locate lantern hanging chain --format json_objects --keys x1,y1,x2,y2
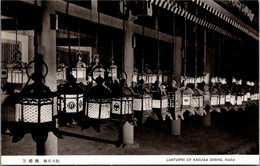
[
  {"x1": 195, "y1": 8, "x2": 198, "y2": 87},
  {"x1": 141, "y1": 0, "x2": 145, "y2": 74},
  {"x1": 184, "y1": 2, "x2": 187, "y2": 78},
  {"x1": 66, "y1": 2, "x2": 72, "y2": 65},
  {"x1": 77, "y1": 20, "x2": 81, "y2": 53},
  {"x1": 203, "y1": 14, "x2": 207, "y2": 75},
  {"x1": 122, "y1": 0, "x2": 125, "y2": 69},
  {"x1": 15, "y1": 15, "x2": 18, "y2": 49},
  {"x1": 172, "y1": 0, "x2": 176, "y2": 80},
  {"x1": 157, "y1": 7, "x2": 160, "y2": 80},
  {"x1": 212, "y1": 18, "x2": 215, "y2": 77},
  {"x1": 96, "y1": 11, "x2": 100, "y2": 55}
]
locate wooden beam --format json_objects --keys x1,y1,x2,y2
[{"x1": 18, "y1": 0, "x2": 174, "y2": 43}]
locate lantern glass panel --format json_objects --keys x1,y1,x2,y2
[
  {"x1": 133, "y1": 94, "x2": 152, "y2": 111},
  {"x1": 182, "y1": 94, "x2": 191, "y2": 106},
  {"x1": 19, "y1": 98, "x2": 53, "y2": 123},
  {"x1": 93, "y1": 70, "x2": 105, "y2": 80},
  {"x1": 86, "y1": 98, "x2": 111, "y2": 119},
  {"x1": 237, "y1": 96, "x2": 243, "y2": 105},
  {"x1": 72, "y1": 68, "x2": 86, "y2": 79},
  {"x1": 111, "y1": 97, "x2": 133, "y2": 115},
  {"x1": 230, "y1": 95, "x2": 236, "y2": 105},
  {"x1": 132, "y1": 73, "x2": 138, "y2": 83},
  {"x1": 225, "y1": 94, "x2": 231, "y2": 102},
  {"x1": 57, "y1": 68, "x2": 66, "y2": 80},
  {"x1": 58, "y1": 94, "x2": 84, "y2": 113},
  {"x1": 246, "y1": 92, "x2": 250, "y2": 99},
  {"x1": 152, "y1": 95, "x2": 168, "y2": 109},
  {"x1": 210, "y1": 95, "x2": 219, "y2": 105},
  {"x1": 243, "y1": 94, "x2": 247, "y2": 101},
  {"x1": 219, "y1": 95, "x2": 225, "y2": 105},
  {"x1": 7, "y1": 69, "x2": 27, "y2": 84},
  {"x1": 192, "y1": 96, "x2": 200, "y2": 107}
]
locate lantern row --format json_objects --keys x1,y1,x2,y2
[
  {"x1": 16, "y1": 74, "x2": 259, "y2": 125},
  {"x1": 149, "y1": 0, "x2": 258, "y2": 41}
]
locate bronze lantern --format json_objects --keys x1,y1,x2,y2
[
  {"x1": 12, "y1": 60, "x2": 62, "y2": 144},
  {"x1": 110, "y1": 72, "x2": 134, "y2": 122}
]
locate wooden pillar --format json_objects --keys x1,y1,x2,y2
[
  {"x1": 124, "y1": 20, "x2": 134, "y2": 87},
  {"x1": 202, "y1": 27, "x2": 213, "y2": 126},
  {"x1": 91, "y1": 0, "x2": 98, "y2": 11},
  {"x1": 171, "y1": 36, "x2": 182, "y2": 135},
  {"x1": 122, "y1": 18, "x2": 135, "y2": 145},
  {"x1": 36, "y1": 1, "x2": 58, "y2": 155}
]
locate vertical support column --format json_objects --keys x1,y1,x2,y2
[
  {"x1": 124, "y1": 21, "x2": 134, "y2": 87},
  {"x1": 91, "y1": 0, "x2": 98, "y2": 11},
  {"x1": 36, "y1": 1, "x2": 58, "y2": 155},
  {"x1": 171, "y1": 36, "x2": 182, "y2": 135},
  {"x1": 202, "y1": 27, "x2": 213, "y2": 126},
  {"x1": 122, "y1": 20, "x2": 135, "y2": 146}
]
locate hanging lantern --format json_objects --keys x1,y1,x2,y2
[
  {"x1": 7, "y1": 50, "x2": 27, "y2": 85},
  {"x1": 151, "y1": 81, "x2": 169, "y2": 121},
  {"x1": 133, "y1": 74, "x2": 153, "y2": 124},
  {"x1": 111, "y1": 72, "x2": 134, "y2": 121},
  {"x1": 236, "y1": 94, "x2": 243, "y2": 107},
  {"x1": 85, "y1": 67, "x2": 111, "y2": 120},
  {"x1": 56, "y1": 52, "x2": 66, "y2": 83},
  {"x1": 12, "y1": 60, "x2": 62, "y2": 143},
  {"x1": 92, "y1": 65, "x2": 105, "y2": 82},
  {"x1": 191, "y1": 88, "x2": 205, "y2": 115},
  {"x1": 107, "y1": 58, "x2": 118, "y2": 82},
  {"x1": 72, "y1": 52, "x2": 87, "y2": 84},
  {"x1": 132, "y1": 71, "x2": 138, "y2": 87},
  {"x1": 167, "y1": 83, "x2": 182, "y2": 120},
  {"x1": 57, "y1": 68, "x2": 66, "y2": 82},
  {"x1": 209, "y1": 83, "x2": 220, "y2": 112},
  {"x1": 230, "y1": 94, "x2": 237, "y2": 105},
  {"x1": 181, "y1": 88, "x2": 193, "y2": 110},
  {"x1": 57, "y1": 74, "x2": 84, "y2": 114}
]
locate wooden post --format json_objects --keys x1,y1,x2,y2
[
  {"x1": 36, "y1": 1, "x2": 58, "y2": 155},
  {"x1": 202, "y1": 27, "x2": 213, "y2": 126},
  {"x1": 122, "y1": 19, "x2": 135, "y2": 146},
  {"x1": 171, "y1": 36, "x2": 182, "y2": 135}
]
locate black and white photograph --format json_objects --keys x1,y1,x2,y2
[{"x1": 1, "y1": 0, "x2": 259, "y2": 165}]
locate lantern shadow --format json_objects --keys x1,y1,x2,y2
[{"x1": 59, "y1": 130, "x2": 119, "y2": 146}]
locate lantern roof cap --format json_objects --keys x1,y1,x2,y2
[
  {"x1": 183, "y1": 87, "x2": 194, "y2": 94},
  {"x1": 193, "y1": 88, "x2": 203, "y2": 96}
]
